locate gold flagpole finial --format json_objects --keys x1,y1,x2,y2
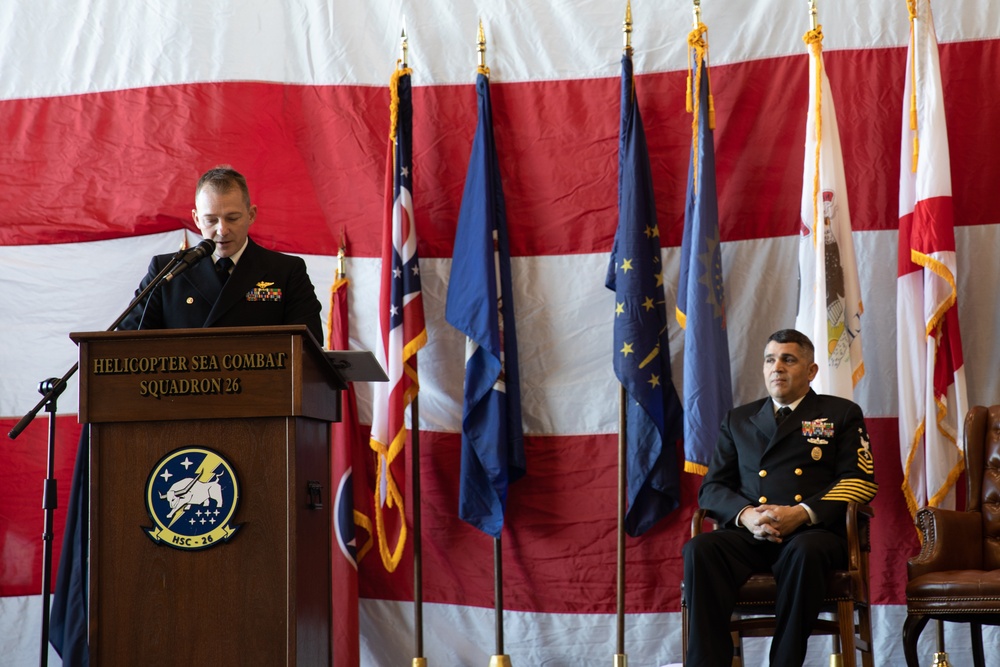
[
  {"x1": 808, "y1": 0, "x2": 818, "y2": 31},
  {"x1": 477, "y1": 19, "x2": 487, "y2": 71},
  {"x1": 400, "y1": 18, "x2": 408, "y2": 68},
  {"x1": 623, "y1": 1, "x2": 633, "y2": 53},
  {"x1": 693, "y1": 0, "x2": 701, "y2": 28}
]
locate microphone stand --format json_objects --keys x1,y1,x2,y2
[{"x1": 7, "y1": 251, "x2": 186, "y2": 667}]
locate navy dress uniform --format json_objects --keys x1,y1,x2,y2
[
  {"x1": 683, "y1": 388, "x2": 878, "y2": 666},
  {"x1": 119, "y1": 237, "x2": 323, "y2": 342}
]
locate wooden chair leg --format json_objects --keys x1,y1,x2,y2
[
  {"x1": 902, "y1": 614, "x2": 929, "y2": 667},
  {"x1": 836, "y1": 600, "x2": 857, "y2": 667},
  {"x1": 858, "y1": 603, "x2": 874, "y2": 667}
]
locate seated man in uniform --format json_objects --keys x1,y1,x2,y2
[{"x1": 682, "y1": 328, "x2": 878, "y2": 667}]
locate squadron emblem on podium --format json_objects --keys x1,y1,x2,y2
[{"x1": 143, "y1": 446, "x2": 241, "y2": 551}]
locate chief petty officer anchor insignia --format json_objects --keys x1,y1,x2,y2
[{"x1": 143, "y1": 446, "x2": 241, "y2": 550}]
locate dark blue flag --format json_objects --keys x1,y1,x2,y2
[
  {"x1": 50, "y1": 426, "x2": 90, "y2": 666},
  {"x1": 605, "y1": 53, "x2": 684, "y2": 537},
  {"x1": 445, "y1": 72, "x2": 525, "y2": 539},
  {"x1": 676, "y1": 53, "x2": 732, "y2": 475}
]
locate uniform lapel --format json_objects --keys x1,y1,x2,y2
[
  {"x1": 204, "y1": 238, "x2": 260, "y2": 327},
  {"x1": 179, "y1": 256, "x2": 223, "y2": 305},
  {"x1": 750, "y1": 399, "x2": 778, "y2": 443}
]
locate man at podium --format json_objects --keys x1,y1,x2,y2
[
  {"x1": 118, "y1": 165, "x2": 324, "y2": 342},
  {"x1": 50, "y1": 166, "x2": 327, "y2": 665}
]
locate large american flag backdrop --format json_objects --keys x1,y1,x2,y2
[{"x1": 2, "y1": 1, "x2": 999, "y2": 664}]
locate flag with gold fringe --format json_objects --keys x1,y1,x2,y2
[
  {"x1": 676, "y1": 22, "x2": 731, "y2": 475},
  {"x1": 328, "y1": 247, "x2": 373, "y2": 667},
  {"x1": 368, "y1": 64, "x2": 427, "y2": 570},
  {"x1": 794, "y1": 22, "x2": 864, "y2": 399},
  {"x1": 897, "y1": 0, "x2": 968, "y2": 517}
]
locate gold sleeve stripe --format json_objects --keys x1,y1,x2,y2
[{"x1": 821, "y1": 479, "x2": 878, "y2": 503}]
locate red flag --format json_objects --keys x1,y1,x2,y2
[
  {"x1": 368, "y1": 66, "x2": 427, "y2": 572},
  {"x1": 329, "y1": 267, "x2": 373, "y2": 666},
  {"x1": 897, "y1": 0, "x2": 968, "y2": 517}
]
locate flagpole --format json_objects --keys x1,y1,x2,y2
[
  {"x1": 476, "y1": 21, "x2": 511, "y2": 667},
  {"x1": 397, "y1": 21, "x2": 428, "y2": 667},
  {"x1": 613, "y1": 7, "x2": 631, "y2": 667},
  {"x1": 412, "y1": 394, "x2": 426, "y2": 666},
  {"x1": 616, "y1": 387, "x2": 628, "y2": 667},
  {"x1": 491, "y1": 536, "x2": 508, "y2": 666}
]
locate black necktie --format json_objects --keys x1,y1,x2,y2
[
  {"x1": 776, "y1": 406, "x2": 792, "y2": 425},
  {"x1": 215, "y1": 257, "x2": 234, "y2": 284}
]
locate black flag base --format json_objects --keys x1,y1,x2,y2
[{"x1": 488, "y1": 655, "x2": 511, "y2": 667}]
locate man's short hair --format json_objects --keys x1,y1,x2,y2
[
  {"x1": 195, "y1": 166, "x2": 251, "y2": 208},
  {"x1": 766, "y1": 329, "x2": 815, "y2": 361}
]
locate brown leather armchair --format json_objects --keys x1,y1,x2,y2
[
  {"x1": 681, "y1": 502, "x2": 874, "y2": 667},
  {"x1": 903, "y1": 404, "x2": 1000, "y2": 667}
]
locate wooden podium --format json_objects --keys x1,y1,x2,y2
[{"x1": 72, "y1": 325, "x2": 345, "y2": 665}]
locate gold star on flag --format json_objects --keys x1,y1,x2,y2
[
  {"x1": 621, "y1": 342, "x2": 634, "y2": 357},
  {"x1": 621, "y1": 258, "x2": 634, "y2": 274},
  {"x1": 642, "y1": 296, "x2": 654, "y2": 311},
  {"x1": 648, "y1": 373, "x2": 660, "y2": 388},
  {"x1": 615, "y1": 301, "x2": 625, "y2": 316}
]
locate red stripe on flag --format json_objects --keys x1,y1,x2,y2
[
  {"x1": 0, "y1": 416, "x2": 83, "y2": 597},
  {"x1": 2, "y1": 41, "x2": 998, "y2": 255}
]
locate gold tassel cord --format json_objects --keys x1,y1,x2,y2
[
  {"x1": 803, "y1": 26, "x2": 824, "y2": 242},
  {"x1": 388, "y1": 64, "x2": 412, "y2": 147},
  {"x1": 687, "y1": 21, "x2": 714, "y2": 195}
]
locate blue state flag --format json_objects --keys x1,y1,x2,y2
[
  {"x1": 605, "y1": 53, "x2": 684, "y2": 537},
  {"x1": 676, "y1": 54, "x2": 732, "y2": 475},
  {"x1": 445, "y1": 71, "x2": 525, "y2": 539}
]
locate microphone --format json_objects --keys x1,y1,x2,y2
[{"x1": 163, "y1": 239, "x2": 216, "y2": 282}]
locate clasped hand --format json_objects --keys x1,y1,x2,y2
[{"x1": 739, "y1": 504, "x2": 809, "y2": 542}]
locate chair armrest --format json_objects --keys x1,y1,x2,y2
[
  {"x1": 907, "y1": 506, "x2": 984, "y2": 578},
  {"x1": 690, "y1": 508, "x2": 717, "y2": 537}
]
